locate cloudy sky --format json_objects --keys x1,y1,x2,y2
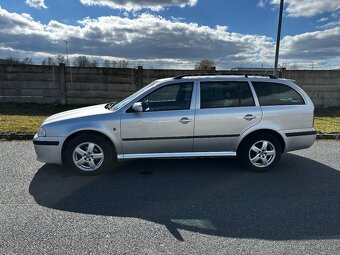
[{"x1": 0, "y1": 0, "x2": 339, "y2": 69}]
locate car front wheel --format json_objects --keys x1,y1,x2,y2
[{"x1": 65, "y1": 134, "x2": 114, "y2": 175}]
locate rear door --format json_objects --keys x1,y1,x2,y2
[{"x1": 193, "y1": 80, "x2": 262, "y2": 152}]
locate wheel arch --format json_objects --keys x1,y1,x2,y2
[
  {"x1": 61, "y1": 130, "x2": 117, "y2": 164},
  {"x1": 237, "y1": 129, "x2": 286, "y2": 154}
]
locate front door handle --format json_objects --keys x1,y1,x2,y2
[
  {"x1": 243, "y1": 114, "x2": 256, "y2": 121},
  {"x1": 179, "y1": 117, "x2": 192, "y2": 124}
]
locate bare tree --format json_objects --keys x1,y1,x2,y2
[
  {"x1": 73, "y1": 56, "x2": 90, "y2": 67},
  {"x1": 117, "y1": 60, "x2": 128, "y2": 68},
  {"x1": 42, "y1": 57, "x2": 56, "y2": 65},
  {"x1": 279, "y1": 62, "x2": 287, "y2": 68},
  {"x1": 195, "y1": 59, "x2": 216, "y2": 71},
  {"x1": 111, "y1": 60, "x2": 117, "y2": 68},
  {"x1": 103, "y1": 59, "x2": 111, "y2": 67},
  {"x1": 91, "y1": 59, "x2": 98, "y2": 67},
  {"x1": 22, "y1": 58, "x2": 33, "y2": 65},
  {"x1": 290, "y1": 64, "x2": 301, "y2": 70},
  {"x1": 56, "y1": 54, "x2": 66, "y2": 65},
  {"x1": 73, "y1": 56, "x2": 98, "y2": 67},
  {"x1": 2, "y1": 57, "x2": 33, "y2": 65},
  {"x1": 3, "y1": 57, "x2": 21, "y2": 65},
  {"x1": 102, "y1": 59, "x2": 127, "y2": 68}
]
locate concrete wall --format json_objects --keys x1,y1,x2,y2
[
  {"x1": 0, "y1": 64, "x2": 339, "y2": 107},
  {"x1": 0, "y1": 64, "x2": 61, "y2": 104},
  {"x1": 284, "y1": 70, "x2": 340, "y2": 107},
  {"x1": 65, "y1": 66, "x2": 138, "y2": 105}
]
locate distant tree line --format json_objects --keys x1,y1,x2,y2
[
  {"x1": 1, "y1": 57, "x2": 33, "y2": 65},
  {"x1": 102, "y1": 59, "x2": 129, "y2": 68},
  {"x1": 1, "y1": 57, "x2": 213, "y2": 69},
  {"x1": 0, "y1": 55, "x2": 129, "y2": 68},
  {"x1": 44, "y1": 55, "x2": 129, "y2": 68},
  {"x1": 0, "y1": 57, "x2": 304, "y2": 70},
  {"x1": 42, "y1": 54, "x2": 66, "y2": 65}
]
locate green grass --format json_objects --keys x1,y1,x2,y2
[
  {"x1": 0, "y1": 104, "x2": 80, "y2": 133},
  {"x1": 0, "y1": 103, "x2": 339, "y2": 134},
  {"x1": 314, "y1": 108, "x2": 340, "y2": 134}
]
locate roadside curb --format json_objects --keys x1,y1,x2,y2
[
  {"x1": 317, "y1": 133, "x2": 340, "y2": 140},
  {"x1": 0, "y1": 133, "x2": 34, "y2": 141},
  {"x1": 1, "y1": 132, "x2": 340, "y2": 141}
]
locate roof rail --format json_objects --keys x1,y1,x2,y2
[
  {"x1": 174, "y1": 73, "x2": 215, "y2": 79},
  {"x1": 173, "y1": 73, "x2": 277, "y2": 79}
]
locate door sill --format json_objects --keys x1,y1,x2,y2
[{"x1": 117, "y1": 151, "x2": 236, "y2": 160}]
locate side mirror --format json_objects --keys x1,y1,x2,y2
[{"x1": 132, "y1": 102, "x2": 143, "y2": 112}]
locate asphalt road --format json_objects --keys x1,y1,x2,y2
[{"x1": 1, "y1": 140, "x2": 340, "y2": 255}]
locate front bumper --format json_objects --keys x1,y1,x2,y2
[{"x1": 33, "y1": 134, "x2": 65, "y2": 164}]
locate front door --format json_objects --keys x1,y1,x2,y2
[
  {"x1": 193, "y1": 80, "x2": 262, "y2": 152},
  {"x1": 121, "y1": 82, "x2": 195, "y2": 156}
]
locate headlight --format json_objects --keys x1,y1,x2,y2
[{"x1": 38, "y1": 127, "x2": 46, "y2": 137}]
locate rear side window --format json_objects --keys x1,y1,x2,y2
[
  {"x1": 252, "y1": 82, "x2": 305, "y2": 106},
  {"x1": 200, "y1": 81, "x2": 255, "y2": 109}
]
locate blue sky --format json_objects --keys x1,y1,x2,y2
[
  {"x1": 2, "y1": 0, "x2": 332, "y2": 37},
  {"x1": 0, "y1": 0, "x2": 339, "y2": 69}
]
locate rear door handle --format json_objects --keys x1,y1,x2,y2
[
  {"x1": 243, "y1": 114, "x2": 256, "y2": 121},
  {"x1": 179, "y1": 117, "x2": 192, "y2": 124}
]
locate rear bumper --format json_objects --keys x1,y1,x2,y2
[
  {"x1": 283, "y1": 128, "x2": 317, "y2": 152},
  {"x1": 33, "y1": 134, "x2": 65, "y2": 164}
]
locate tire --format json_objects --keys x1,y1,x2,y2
[
  {"x1": 238, "y1": 134, "x2": 281, "y2": 172},
  {"x1": 64, "y1": 134, "x2": 114, "y2": 176}
]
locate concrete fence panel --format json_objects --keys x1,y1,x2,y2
[{"x1": 0, "y1": 64, "x2": 339, "y2": 107}]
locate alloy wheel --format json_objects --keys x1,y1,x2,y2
[
  {"x1": 72, "y1": 142, "x2": 104, "y2": 171},
  {"x1": 248, "y1": 140, "x2": 276, "y2": 168}
]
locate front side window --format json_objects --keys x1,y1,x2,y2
[
  {"x1": 252, "y1": 82, "x2": 305, "y2": 106},
  {"x1": 139, "y1": 82, "x2": 193, "y2": 112},
  {"x1": 200, "y1": 81, "x2": 255, "y2": 109},
  {"x1": 111, "y1": 80, "x2": 160, "y2": 111}
]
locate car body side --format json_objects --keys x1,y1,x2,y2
[{"x1": 33, "y1": 77, "x2": 316, "y2": 165}]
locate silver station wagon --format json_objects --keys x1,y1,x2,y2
[{"x1": 33, "y1": 74, "x2": 317, "y2": 175}]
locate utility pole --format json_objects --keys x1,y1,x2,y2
[
  {"x1": 64, "y1": 40, "x2": 69, "y2": 66},
  {"x1": 274, "y1": 0, "x2": 284, "y2": 77}
]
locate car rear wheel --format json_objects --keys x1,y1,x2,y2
[
  {"x1": 238, "y1": 134, "x2": 281, "y2": 172},
  {"x1": 65, "y1": 134, "x2": 114, "y2": 175}
]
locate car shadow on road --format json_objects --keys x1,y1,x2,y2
[{"x1": 29, "y1": 154, "x2": 340, "y2": 241}]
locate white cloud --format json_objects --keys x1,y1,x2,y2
[
  {"x1": 0, "y1": 6, "x2": 339, "y2": 69},
  {"x1": 317, "y1": 19, "x2": 340, "y2": 30},
  {"x1": 0, "y1": 7, "x2": 276, "y2": 68},
  {"x1": 79, "y1": 0, "x2": 197, "y2": 11},
  {"x1": 260, "y1": 0, "x2": 340, "y2": 17},
  {"x1": 317, "y1": 17, "x2": 329, "y2": 23},
  {"x1": 25, "y1": 0, "x2": 47, "y2": 9},
  {"x1": 257, "y1": 0, "x2": 266, "y2": 8},
  {"x1": 281, "y1": 27, "x2": 340, "y2": 64}
]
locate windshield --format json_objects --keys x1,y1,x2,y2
[{"x1": 110, "y1": 80, "x2": 160, "y2": 111}]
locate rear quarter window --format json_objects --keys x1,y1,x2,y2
[{"x1": 252, "y1": 82, "x2": 305, "y2": 106}]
